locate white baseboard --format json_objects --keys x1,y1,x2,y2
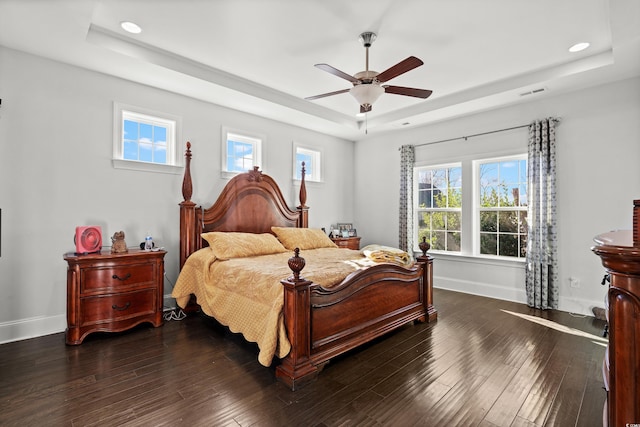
[
  {"x1": 435, "y1": 275, "x2": 528, "y2": 305},
  {"x1": 0, "y1": 314, "x2": 66, "y2": 345},
  {"x1": 163, "y1": 294, "x2": 176, "y2": 310},
  {"x1": 434, "y1": 275, "x2": 601, "y2": 316},
  {"x1": 0, "y1": 282, "x2": 602, "y2": 346},
  {"x1": 0, "y1": 294, "x2": 177, "y2": 345}
]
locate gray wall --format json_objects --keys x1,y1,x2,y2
[{"x1": 0, "y1": 47, "x2": 355, "y2": 342}]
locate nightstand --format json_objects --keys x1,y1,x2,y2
[
  {"x1": 331, "y1": 236, "x2": 361, "y2": 250},
  {"x1": 64, "y1": 249, "x2": 166, "y2": 345}
]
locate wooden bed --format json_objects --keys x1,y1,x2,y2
[{"x1": 177, "y1": 142, "x2": 437, "y2": 389}]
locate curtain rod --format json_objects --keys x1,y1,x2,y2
[
  {"x1": 413, "y1": 123, "x2": 530, "y2": 148},
  {"x1": 409, "y1": 117, "x2": 561, "y2": 149}
]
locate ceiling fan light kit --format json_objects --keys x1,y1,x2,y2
[
  {"x1": 350, "y1": 83, "x2": 384, "y2": 108},
  {"x1": 306, "y1": 32, "x2": 432, "y2": 113}
]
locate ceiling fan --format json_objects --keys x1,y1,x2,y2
[{"x1": 306, "y1": 32, "x2": 433, "y2": 113}]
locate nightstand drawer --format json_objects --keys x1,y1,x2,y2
[
  {"x1": 331, "y1": 237, "x2": 361, "y2": 250},
  {"x1": 80, "y1": 289, "x2": 157, "y2": 326},
  {"x1": 81, "y1": 263, "x2": 155, "y2": 292}
]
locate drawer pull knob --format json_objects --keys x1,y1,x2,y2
[
  {"x1": 112, "y1": 302, "x2": 131, "y2": 311},
  {"x1": 112, "y1": 273, "x2": 132, "y2": 281}
]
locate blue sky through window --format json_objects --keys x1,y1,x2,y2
[
  {"x1": 227, "y1": 140, "x2": 253, "y2": 172},
  {"x1": 123, "y1": 119, "x2": 168, "y2": 164},
  {"x1": 296, "y1": 152, "x2": 312, "y2": 179}
]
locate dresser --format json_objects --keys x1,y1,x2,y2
[
  {"x1": 592, "y1": 200, "x2": 640, "y2": 426},
  {"x1": 331, "y1": 236, "x2": 361, "y2": 250},
  {"x1": 64, "y1": 249, "x2": 166, "y2": 344}
]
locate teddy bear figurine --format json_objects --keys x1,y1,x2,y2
[{"x1": 111, "y1": 231, "x2": 128, "y2": 254}]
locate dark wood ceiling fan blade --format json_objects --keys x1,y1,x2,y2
[
  {"x1": 376, "y1": 56, "x2": 424, "y2": 83},
  {"x1": 314, "y1": 64, "x2": 360, "y2": 83},
  {"x1": 305, "y1": 88, "x2": 350, "y2": 101},
  {"x1": 383, "y1": 85, "x2": 433, "y2": 99}
]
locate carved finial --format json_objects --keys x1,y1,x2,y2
[
  {"x1": 248, "y1": 166, "x2": 263, "y2": 182},
  {"x1": 298, "y1": 161, "x2": 307, "y2": 208},
  {"x1": 182, "y1": 142, "x2": 193, "y2": 202},
  {"x1": 287, "y1": 248, "x2": 306, "y2": 280},
  {"x1": 419, "y1": 236, "x2": 430, "y2": 256}
]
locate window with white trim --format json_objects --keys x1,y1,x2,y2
[
  {"x1": 294, "y1": 145, "x2": 322, "y2": 182},
  {"x1": 477, "y1": 156, "x2": 528, "y2": 258},
  {"x1": 113, "y1": 103, "x2": 182, "y2": 174},
  {"x1": 222, "y1": 129, "x2": 263, "y2": 175},
  {"x1": 415, "y1": 164, "x2": 462, "y2": 252},
  {"x1": 413, "y1": 154, "x2": 528, "y2": 259}
]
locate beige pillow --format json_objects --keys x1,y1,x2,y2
[
  {"x1": 201, "y1": 232, "x2": 287, "y2": 259},
  {"x1": 271, "y1": 227, "x2": 337, "y2": 250}
]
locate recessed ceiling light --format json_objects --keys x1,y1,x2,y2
[
  {"x1": 568, "y1": 42, "x2": 590, "y2": 53},
  {"x1": 120, "y1": 21, "x2": 142, "y2": 34}
]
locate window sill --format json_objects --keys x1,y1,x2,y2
[
  {"x1": 112, "y1": 159, "x2": 183, "y2": 175},
  {"x1": 293, "y1": 178, "x2": 323, "y2": 186},
  {"x1": 416, "y1": 250, "x2": 526, "y2": 268}
]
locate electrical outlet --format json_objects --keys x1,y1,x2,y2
[{"x1": 569, "y1": 277, "x2": 580, "y2": 288}]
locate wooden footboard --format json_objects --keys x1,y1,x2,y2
[{"x1": 276, "y1": 251, "x2": 436, "y2": 390}]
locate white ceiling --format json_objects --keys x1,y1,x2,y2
[{"x1": 1, "y1": 0, "x2": 639, "y2": 141}]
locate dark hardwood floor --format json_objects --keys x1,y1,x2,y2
[{"x1": 0, "y1": 289, "x2": 607, "y2": 426}]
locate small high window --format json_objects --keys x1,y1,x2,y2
[
  {"x1": 113, "y1": 103, "x2": 182, "y2": 174},
  {"x1": 294, "y1": 145, "x2": 322, "y2": 182},
  {"x1": 222, "y1": 129, "x2": 263, "y2": 176}
]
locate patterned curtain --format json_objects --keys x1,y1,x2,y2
[
  {"x1": 399, "y1": 145, "x2": 415, "y2": 253},
  {"x1": 525, "y1": 118, "x2": 558, "y2": 309}
]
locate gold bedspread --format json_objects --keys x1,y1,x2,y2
[{"x1": 171, "y1": 247, "x2": 377, "y2": 366}]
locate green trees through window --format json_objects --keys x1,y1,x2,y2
[
  {"x1": 415, "y1": 155, "x2": 527, "y2": 259},
  {"x1": 479, "y1": 159, "x2": 528, "y2": 258},
  {"x1": 417, "y1": 166, "x2": 462, "y2": 252}
]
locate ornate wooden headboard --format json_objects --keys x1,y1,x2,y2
[{"x1": 179, "y1": 142, "x2": 308, "y2": 268}]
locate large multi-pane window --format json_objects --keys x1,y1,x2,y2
[
  {"x1": 413, "y1": 155, "x2": 528, "y2": 260},
  {"x1": 477, "y1": 156, "x2": 528, "y2": 258},
  {"x1": 415, "y1": 164, "x2": 462, "y2": 252},
  {"x1": 223, "y1": 131, "x2": 262, "y2": 174}
]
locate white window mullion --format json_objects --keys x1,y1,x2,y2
[{"x1": 461, "y1": 159, "x2": 474, "y2": 255}]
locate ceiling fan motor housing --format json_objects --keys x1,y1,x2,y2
[{"x1": 359, "y1": 32, "x2": 377, "y2": 48}]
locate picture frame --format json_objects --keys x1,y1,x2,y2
[
  {"x1": 337, "y1": 223, "x2": 353, "y2": 231},
  {"x1": 348, "y1": 229, "x2": 357, "y2": 237}
]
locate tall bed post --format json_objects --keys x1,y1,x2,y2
[
  {"x1": 297, "y1": 162, "x2": 309, "y2": 228},
  {"x1": 417, "y1": 238, "x2": 438, "y2": 322},
  {"x1": 179, "y1": 142, "x2": 197, "y2": 269},
  {"x1": 276, "y1": 249, "x2": 318, "y2": 389}
]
